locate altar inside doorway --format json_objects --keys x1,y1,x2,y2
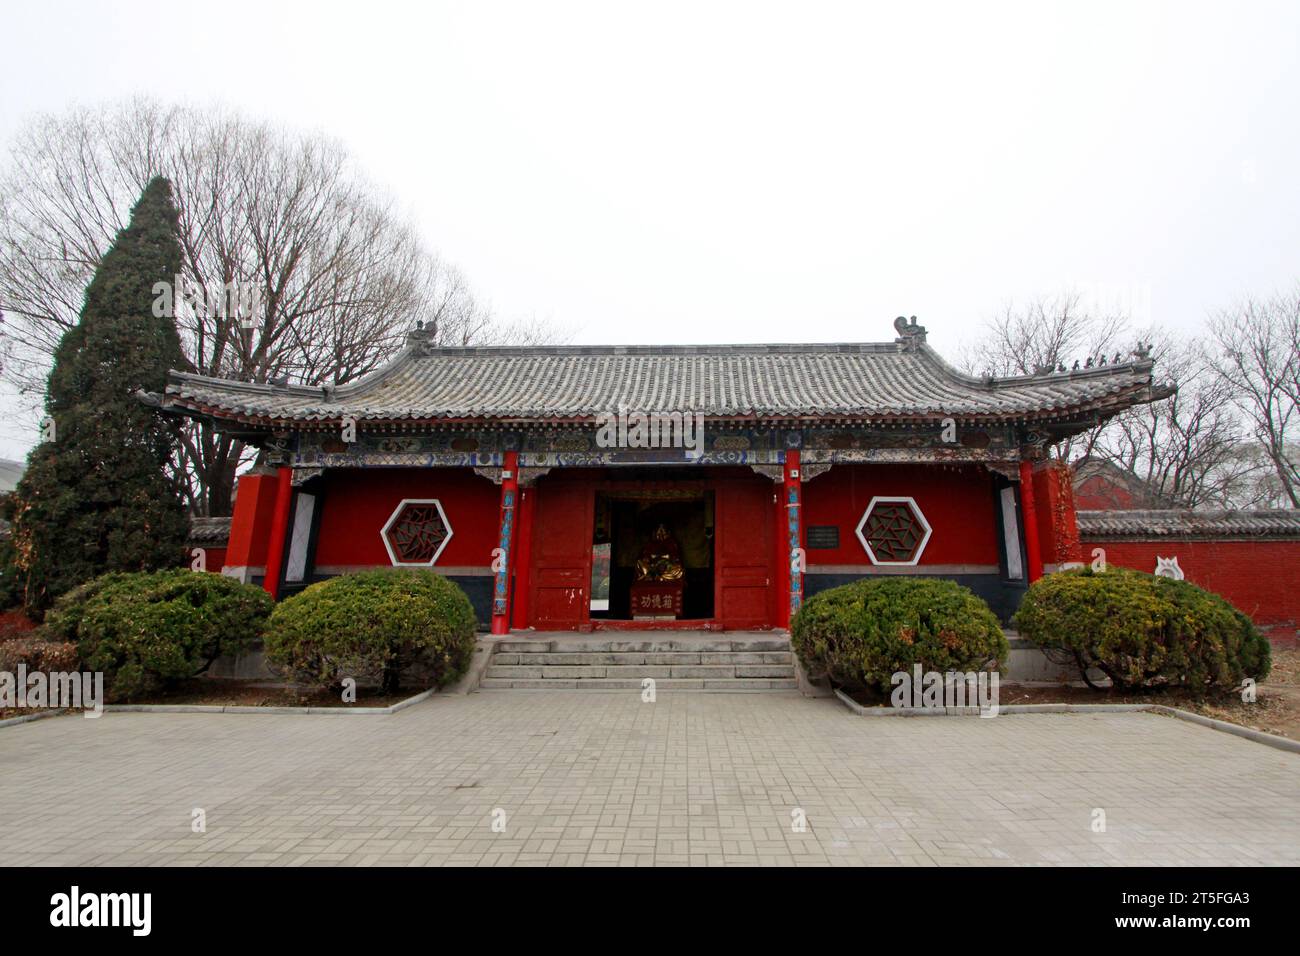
[{"x1": 590, "y1": 489, "x2": 715, "y2": 622}]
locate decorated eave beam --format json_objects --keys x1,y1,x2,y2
[
  {"x1": 157, "y1": 405, "x2": 1162, "y2": 429},
  {"x1": 139, "y1": 405, "x2": 1152, "y2": 475},
  {"x1": 143, "y1": 402, "x2": 1157, "y2": 440}
]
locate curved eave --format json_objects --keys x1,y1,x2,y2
[{"x1": 157, "y1": 383, "x2": 1161, "y2": 434}]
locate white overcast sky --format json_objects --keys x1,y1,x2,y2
[{"x1": 1, "y1": 0, "x2": 1298, "y2": 458}]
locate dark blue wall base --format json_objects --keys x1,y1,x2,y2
[
  {"x1": 804, "y1": 572, "x2": 1027, "y2": 624},
  {"x1": 446, "y1": 576, "x2": 494, "y2": 630}
]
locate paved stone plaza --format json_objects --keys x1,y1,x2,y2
[{"x1": 2, "y1": 691, "x2": 1297, "y2": 866}]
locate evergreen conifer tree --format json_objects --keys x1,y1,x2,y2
[{"x1": 10, "y1": 176, "x2": 190, "y2": 612}]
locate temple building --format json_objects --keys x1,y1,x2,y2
[{"x1": 152, "y1": 317, "x2": 1169, "y2": 633}]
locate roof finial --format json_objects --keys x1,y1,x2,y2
[
  {"x1": 406, "y1": 321, "x2": 433, "y2": 349},
  {"x1": 892, "y1": 315, "x2": 927, "y2": 347}
]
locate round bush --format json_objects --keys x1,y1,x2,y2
[
  {"x1": 43, "y1": 573, "x2": 129, "y2": 643},
  {"x1": 45, "y1": 569, "x2": 272, "y2": 699},
  {"x1": 1012, "y1": 566, "x2": 1271, "y2": 692},
  {"x1": 791, "y1": 578, "x2": 1008, "y2": 695},
  {"x1": 264, "y1": 569, "x2": 477, "y2": 693}
]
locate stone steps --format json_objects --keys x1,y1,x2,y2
[{"x1": 480, "y1": 635, "x2": 797, "y2": 691}]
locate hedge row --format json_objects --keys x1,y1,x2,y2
[
  {"x1": 791, "y1": 568, "x2": 1269, "y2": 696},
  {"x1": 791, "y1": 577, "x2": 1008, "y2": 695},
  {"x1": 39, "y1": 567, "x2": 476, "y2": 700},
  {"x1": 1012, "y1": 566, "x2": 1270, "y2": 691},
  {"x1": 263, "y1": 568, "x2": 476, "y2": 694}
]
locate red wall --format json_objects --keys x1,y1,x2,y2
[
  {"x1": 1078, "y1": 538, "x2": 1300, "y2": 643},
  {"x1": 313, "y1": 468, "x2": 501, "y2": 568},
  {"x1": 803, "y1": 463, "x2": 1000, "y2": 566}
]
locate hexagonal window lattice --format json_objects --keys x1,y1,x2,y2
[
  {"x1": 381, "y1": 499, "x2": 453, "y2": 566},
  {"x1": 855, "y1": 496, "x2": 932, "y2": 566}
]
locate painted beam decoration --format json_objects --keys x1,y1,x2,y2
[{"x1": 290, "y1": 422, "x2": 1027, "y2": 473}]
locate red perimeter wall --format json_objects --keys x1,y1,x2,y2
[
  {"x1": 1076, "y1": 538, "x2": 1300, "y2": 643},
  {"x1": 196, "y1": 546, "x2": 227, "y2": 571}
]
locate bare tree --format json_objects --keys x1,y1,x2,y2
[
  {"x1": 964, "y1": 292, "x2": 1291, "y2": 509},
  {"x1": 968, "y1": 291, "x2": 1132, "y2": 378},
  {"x1": 1208, "y1": 289, "x2": 1300, "y2": 508},
  {"x1": 1094, "y1": 339, "x2": 1265, "y2": 508},
  {"x1": 962, "y1": 291, "x2": 1144, "y2": 461},
  {"x1": 0, "y1": 98, "x2": 549, "y2": 514}
]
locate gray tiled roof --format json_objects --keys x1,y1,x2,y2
[
  {"x1": 161, "y1": 339, "x2": 1165, "y2": 426},
  {"x1": 1077, "y1": 509, "x2": 1300, "y2": 538},
  {"x1": 188, "y1": 516, "x2": 232, "y2": 544}
]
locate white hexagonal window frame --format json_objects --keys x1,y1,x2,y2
[
  {"x1": 380, "y1": 498, "x2": 454, "y2": 567},
  {"x1": 854, "y1": 496, "x2": 932, "y2": 567}
]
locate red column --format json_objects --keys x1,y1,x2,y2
[
  {"x1": 491, "y1": 451, "x2": 520, "y2": 635},
  {"x1": 1019, "y1": 459, "x2": 1043, "y2": 583},
  {"x1": 262, "y1": 466, "x2": 294, "y2": 599},
  {"x1": 773, "y1": 480, "x2": 788, "y2": 629},
  {"x1": 511, "y1": 484, "x2": 536, "y2": 630},
  {"x1": 782, "y1": 450, "x2": 803, "y2": 628},
  {"x1": 1034, "y1": 460, "x2": 1083, "y2": 567}
]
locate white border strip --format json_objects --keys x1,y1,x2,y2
[
  {"x1": 0, "y1": 708, "x2": 69, "y2": 729},
  {"x1": 832, "y1": 689, "x2": 1300, "y2": 754},
  {"x1": 99, "y1": 687, "x2": 439, "y2": 717}
]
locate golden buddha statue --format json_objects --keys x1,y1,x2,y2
[{"x1": 635, "y1": 524, "x2": 685, "y2": 581}]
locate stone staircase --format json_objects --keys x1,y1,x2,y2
[{"x1": 479, "y1": 633, "x2": 797, "y2": 690}]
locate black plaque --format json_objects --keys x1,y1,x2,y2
[{"x1": 806, "y1": 525, "x2": 840, "y2": 550}]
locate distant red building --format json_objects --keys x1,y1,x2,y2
[
  {"x1": 153, "y1": 318, "x2": 1167, "y2": 633},
  {"x1": 1071, "y1": 457, "x2": 1181, "y2": 510}
]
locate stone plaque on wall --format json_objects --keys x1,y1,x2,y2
[{"x1": 806, "y1": 525, "x2": 840, "y2": 550}]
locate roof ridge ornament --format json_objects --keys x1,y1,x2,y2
[
  {"x1": 892, "y1": 315, "x2": 927, "y2": 349},
  {"x1": 406, "y1": 320, "x2": 433, "y2": 350}
]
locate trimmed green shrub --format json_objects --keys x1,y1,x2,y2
[
  {"x1": 791, "y1": 577, "x2": 1008, "y2": 695},
  {"x1": 43, "y1": 573, "x2": 130, "y2": 644},
  {"x1": 264, "y1": 569, "x2": 477, "y2": 693},
  {"x1": 1012, "y1": 566, "x2": 1271, "y2": 692},
  {"x1": 46, "y1": 569, "x2": 271, "y2": 699}
]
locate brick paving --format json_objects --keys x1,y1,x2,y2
[{"x1": 1, "y1": 691, "x2": 1297, "y2": 866}]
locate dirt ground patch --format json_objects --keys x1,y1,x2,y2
[
  {"x1": 1004, "y1": 646, "x2": 1300, "y2": 742},
  {"x1": 844, "y1": 648, "x2": 1300, "y2": 743},
  {"x1": 121, "y1": 679, "x2": 421, "y2": 708}
]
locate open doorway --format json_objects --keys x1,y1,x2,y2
[{"x1": 590, "y1": 490, "x2": 715, "y2": 621}]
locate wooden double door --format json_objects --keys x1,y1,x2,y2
[{"x1": 526, "y1": 471, "x2": 774, "y2": 630}]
